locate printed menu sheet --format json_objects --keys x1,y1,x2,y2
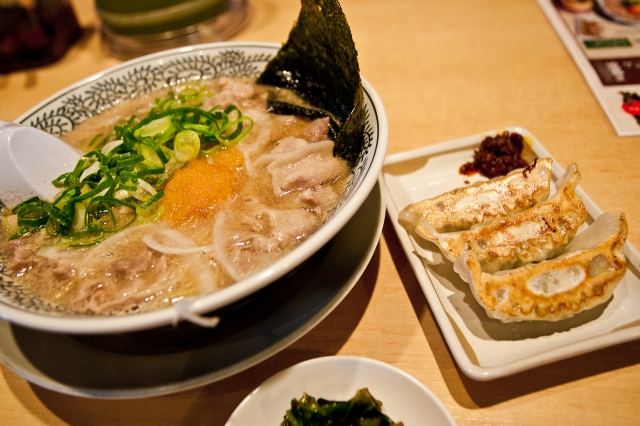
[{"x1": 538, "y1": 0, "x2": 640, "y2": 135}]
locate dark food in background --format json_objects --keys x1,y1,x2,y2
[
  {"x1": 281, "y1": 388, "x2": 404, "y2": 426},
  {"x1": 257, "y1": 0, "x2": 366, "y2": 167},
  {"x1": 459, "y1": 131, "x2": 530, "y2": 178},
  {"x1": 0, "y1": 0, "x2": 81, "y2": 74}
]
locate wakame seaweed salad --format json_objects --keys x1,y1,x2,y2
[
  {"x1": 281, "y1": 389, "x2": 404, "y2": 426},
  {"x1": 257, "y1": 0, "x2": 366, "y2": 167}
]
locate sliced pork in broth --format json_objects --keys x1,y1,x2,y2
[{"x1": 0, "y1": 79, "x2": 352, "y2": 315}]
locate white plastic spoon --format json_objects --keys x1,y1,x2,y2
[{"x1": 0, "y1": 121, "x2": 81, "y2": 209}]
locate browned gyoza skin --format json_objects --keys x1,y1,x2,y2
[
  {"x1": 416, "y1": 163, "x2": 587, "y2": 273},
  {"x1": 400, "y1": 158, "x2": 553, "y2": 233},
  {"x1": 454, "y1": 212, "x2": 628, "y2": 322}
]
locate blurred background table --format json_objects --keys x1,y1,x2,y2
[{"x1": 1, "y1": 0, "x2": 639, "y2": 424}]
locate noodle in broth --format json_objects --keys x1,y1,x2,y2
[{"x1": 0, "y1": 77, "x2": 351, "y2": 315}]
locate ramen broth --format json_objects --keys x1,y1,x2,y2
[{"x1": 0, "y1": 77, "x2": 351, "y2": 314}]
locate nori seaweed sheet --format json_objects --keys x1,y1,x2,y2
[{"x1": 257, "y1": 0, "x2": 365, "y2": 167}]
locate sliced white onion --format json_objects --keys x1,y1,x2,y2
[
  {"x1": 156, "y1": 229, "x2": 216, "y2": 291},
  {"x1": 79, "y1": 160, "x2": 100, "y2": 182},
  {"x1": 172, "y1": 297, "x2": 220, "y2": 328},
  {"x1": 101, "y1": 139, "x2": 124, "y2": 155},
  {"x1": 242, "y1": 150, "x2": 255, "y2": 176},
  {"x1": 253, "y1": 152, "x2": 280, "y2": 167},
  {"x1": 157, "y1": 228, "x2": 195, "y2": 247},
  {"x1": 137, "y1": 179, "x2": 157, "y2": 196},
  {"x1": 142, "y1": 229, "x2": 213, "y2": 255},
  {"x1": 213, "y1": 210, "x2": 243, "y2": 281},
  {"x1": 266, "y1": 140, "x2": 334, "y2": 170},
  {"x1": 114, "y1": 189, "x2": 130, "y2": 200}
]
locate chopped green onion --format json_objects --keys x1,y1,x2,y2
[
  {"x1": 70, "y1": 202, "x2": 87, "y2": 233},
  {"x1": 174, "y1": 130, "x2": 201, "y2": 162},
  {"x1": 183, "y1": 123, "x2": 210, "y2": 132},
  {"x1": 135, "y1": 166, "x2": 165, "y2": 178},
  {"x1": 42, "y1": 201, "x2": 73, "y2": 227},
  {"x1": 116, "y1": 154, "x2": 145, "y2": 169},
  {"x1": 135, "y1": 116, "x2": 174, "y2": 139},
  {"x1": 53, "y1": 187, "x2": 80, "y2": 209},
  {"x1": 140, "y1": 137, "x2": 169, "y2": 164},
  {"x1": 139, "y1": 189, "x2": 164, "y2": 209},
  {"x1": 52, "y1": 172, "x2": 71, "y2": 188},
  {"x1": 86, "y1": 196, "x2": 137, "y2": 233},
  {"x1": 10, "y1": 86, "x2": 253, "y2": 246},
  {"x1": 74, "y1": 176, "x2": 114, "y2": 202},
  {"x1": 139, "y1": 144, "x2": 164, "y2": 167}
]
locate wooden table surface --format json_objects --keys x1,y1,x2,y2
[{"x1": 1, "y1": 0, "x2": 639, "y2": 424}]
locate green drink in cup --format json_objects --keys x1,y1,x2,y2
[{"x1": 96, "y1": 0, "x2": 250, "y2": 58}]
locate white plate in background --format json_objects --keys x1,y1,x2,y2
[{"x1": 381, "y1": 126, "x2": 640, "y2": 380}]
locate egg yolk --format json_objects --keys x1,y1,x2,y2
[{"x1": 161, "y1": 148, "x2": 244, "y2": 224}]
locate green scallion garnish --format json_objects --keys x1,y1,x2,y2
[{"x1": 10, "y1": 86, "x2": 253, "y2": 245}]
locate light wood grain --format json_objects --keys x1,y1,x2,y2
[{"x1": 1, "y1": 0, "x2": 639, "y2": 425}]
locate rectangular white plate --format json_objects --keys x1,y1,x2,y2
[{"x1": 381, "y1": 126, "x2": 640, "y2": 380}]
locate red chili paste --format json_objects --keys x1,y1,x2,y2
[{"x1": 459, "y1": 131, "x2": 529, "y2": 178}]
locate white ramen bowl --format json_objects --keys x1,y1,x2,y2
[{"x1": 0, "y1": 42, "x2": 388, "y2": 334}]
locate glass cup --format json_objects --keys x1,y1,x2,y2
[{"x1": 96, "y1": 0, "x2": 252, "y2": 59}]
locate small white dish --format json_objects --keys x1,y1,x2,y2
[
  {"x1": 226, "y1": 356, "x2": 457, "y2": 426},
  {"x1": 381, "y1": 126, "x2": 640, "y2": 380}
]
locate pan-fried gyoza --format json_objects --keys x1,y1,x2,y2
[
  {"x1": 415, "y1": 163, "x2": 587, "y2": 273},
  {"x1": 400, "y1": 158, "x2": 553, "y2": 233},
  {"x1": 402, "y1": 156, "x2": 628, "y2": 322},
  {"x1": 454, "y1": 212, "x2": 628, "y2": 322}
]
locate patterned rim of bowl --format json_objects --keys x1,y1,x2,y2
[{"x1": 0, "y1": 41, "x2": 388, "y2": 334}]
